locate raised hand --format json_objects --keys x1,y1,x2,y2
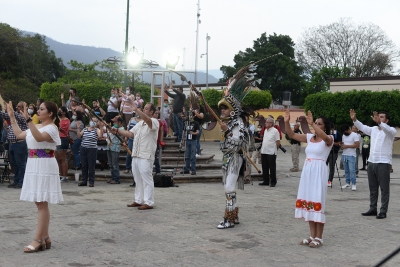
[
  {"x1": 350, "y1": 109, "x2": 357, "y2": 121},
  {"x1": 21, "y1": 102, "x2": 29, "y2": 119},
  {"x1": 61, "y1": 93, "x2": 64, "y2": 100},
  {"x1": 371, "y1": 111, "x2": 380, "y2": 124},
  {"x1": 306, "y1": 110, "x2": 314, "y2": 126},
  {"x1": 284, "y1": 109, "x2": 290, "y2": 123},
  {"x1": 7, "y1": 101, "x2": 15, "y2": 120}
]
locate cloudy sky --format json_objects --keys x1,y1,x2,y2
[{"x1": 1, "y1": 0, "x2": 400, "y2": 73}]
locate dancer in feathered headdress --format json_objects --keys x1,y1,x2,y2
[{"x1": 216, "y1": 59, "x2": 264, "y2": 229}]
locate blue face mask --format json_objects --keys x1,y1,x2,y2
[
  {"x1": 89, "y1": 121, "x2": 96, "y2": 127},
  {"x1": 111, "y1": 94, "x2": 116, "y2": 97},
  {"x1": 113, "y1": 124, "x2": 119, "y2": 128}
]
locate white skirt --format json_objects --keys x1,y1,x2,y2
[{"x1": 20, "y1": 157, "x2": 64, "y2": 204}]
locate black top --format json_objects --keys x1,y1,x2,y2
[
  {"x1": 331, "y1": 130, "x2": 342, "y2": 153},
  {"x1": 193, "y1": 106, "x2": 205, "y2": 125},
  {"x1": 185, "y1": 120, "x2": 200, "y2": 140},
  {"x1": 165, "y1": 89, "x2": 186, "y2": 114},
  {"x1": 289, "y1": 129, "x2": 302, "y2": 145}
]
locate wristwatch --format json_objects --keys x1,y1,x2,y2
[{"x1": 26, "y1": 117, "x2": 33, "y2": 123}]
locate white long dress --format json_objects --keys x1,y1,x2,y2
[
  {"x1": 295, "y1": 133, "x2": 333, "y2": 223},
  {"x1": 20, "y1": 124, "x2": 64, "y2": 204}
]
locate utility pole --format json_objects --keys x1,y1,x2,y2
[
  {"x1": 123, "y1": 0, "x2": 130, "y2": 90},
  {"x1": 206, "y1": 33, "x2": 210, "y2": 89},
  {"x1": 194, "y1": 0, "x2": 200, "y2": 84}
]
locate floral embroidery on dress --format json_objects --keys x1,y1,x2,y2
[
  {"x1": 296, "y1": 199, "x2": 322, "y2": 212},
  {"x1": 28, "y1": 149, "x2": 55, "y2": 158}
]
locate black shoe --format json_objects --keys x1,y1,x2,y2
[
  {"x1": 180, "y1": 170, "x2": 190, "y2": 174},
  {"x1": 191, "y1": 171, "x2": 196, "y2": 175},
  {"x1": 14, "y1": 184, "x2": 22, "y2": 189},
  {"x1": 270, "y1": 184, "x2": 276, "y2": 187},
  {"x1": 376, "y1": 212, "x2": 387, "y2": 219},
  {"x1": 259, "y1": 182, "x2": 269, "y2": 186},
  {"x1": 360, "y1": 168, "x2": 366, "y2": 171},
  {"x1": 7, "y1": 184, "x2": 17, "y2": 188},
  {"x1": 129, "y1": 183, "x2": 136, "y2": 187},
  {"x1": 78, "y1": 182, "x2": 87, "y2": 186},
  {"x1": 361, "y1": 209, "x2": 377, "y2": 216}
]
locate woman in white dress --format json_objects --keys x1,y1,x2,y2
[
  {"x1": 284, "y1": 109, "x2": 333, "y2": 248},
  {"x1": 8, "y1": 101, "x2": 63, "y2": 253}
]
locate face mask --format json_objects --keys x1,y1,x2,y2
[
  {"x1": 28, "y1": 109, "x2": 34, "y2": 115},
  {"x1": 343, "y1": 132, "x2": 350, "y2": 136},
  {"x1": 111, "y1": 94, "x2": 115, "y2": 97},
  {"x1": 126, "y1": 90, "x2": 130, "y2": 95},
  {"x1": 57, "y1": 111, "x2": 62, "y2": 117},
  {"x1": 113, "y1": 124, "x2": 119, "y2": 128},
  {"x1": 89, "y1": 121, "x2": 96, "y2": 127},
  {"x1": 72, "y1": 115, "x2": 77, "y2": 120},
  {"x1": 257, "y1": 127, "x2": 262, "y2": 132},
  {"x1": 164, "y1": 104, "x2": 168, "y2": 107}
]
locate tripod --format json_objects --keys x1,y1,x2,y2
[{"x1": 327, "y1": 150, "x2": 343, "y2": 191}]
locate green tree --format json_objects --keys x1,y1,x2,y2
[
  {"x1": 220, "y1": 33, "x2": 305, "y2": 105},
  {"x1": 0, "y1": 23, "x2": 66, "y2": 103},
  {"x1": 304, "y1": 66, "x2": 351, "y2": 95}
]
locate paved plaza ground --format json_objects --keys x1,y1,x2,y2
[{"x1": 1, "y1": 142, "x2": 400, "y2": 267}]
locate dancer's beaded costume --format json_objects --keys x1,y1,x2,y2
[{"x1": 217, "y1": 60, "x2": 263, "y2": 229}]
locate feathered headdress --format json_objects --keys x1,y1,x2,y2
[{"x1": 217, "y1": 58, "x2": 265, "y2": 116}]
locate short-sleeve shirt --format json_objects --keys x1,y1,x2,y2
[
  {"x1": 260, "y1": 127, "x2": 280, "y2": 155},
  {"x1": 342, "y1": 132, "x2": 359, "y2": 157}
]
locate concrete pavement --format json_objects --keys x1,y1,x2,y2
[{"x1": 1, "y1": 143, "x2": 400, "y2": 266}]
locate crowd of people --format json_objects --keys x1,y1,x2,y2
[{"x1": 2, "y1": 75, "x2": 396, "y2": 252}]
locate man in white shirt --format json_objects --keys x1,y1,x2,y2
[
  {"x1": 114, "y1": 103, "x2": 159, "y2": 210},
  {"x1": 259, "y1": 117, "x2": 280, "y2": 187},
  {"x1": 351, "y1": 109, "x2": 396, "y2": 219},
  {"x1": 340, "y1": 124, "x2": 360, "y2": 191}
]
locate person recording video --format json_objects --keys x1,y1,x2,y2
[{"x1": 326, "y1": 124, "x2": 341, "y2": 187}]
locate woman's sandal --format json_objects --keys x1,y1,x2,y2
[
  {"x1": 309, "y1": 237, "x2": 323, "y2": 248},
  {"x1": 24, "y1": 239, "x2": 45, "y2": 253},
  {"x1": 44, "y1": 237, "x2": 51, "y2": 249},
  {"x1": 299, "y1": 237, "x2": 315, "y2": 246}
]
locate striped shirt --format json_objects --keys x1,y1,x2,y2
[
  {"x1": 81, "y1": 128, "x2": 98, "y2": 148},
  {"x1": 0, "y1": 111, "x2": 28, "y2": 143}
]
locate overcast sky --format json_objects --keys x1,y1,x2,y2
[{"x1": 1, "y1": 0, "x2": 400, "y2": 72}]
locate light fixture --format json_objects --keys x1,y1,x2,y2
[{"x1": 166, "y1": 53, "x2": 180, "y2": 69}]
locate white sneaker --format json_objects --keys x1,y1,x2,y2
[
  {"x1": 341, "y1": 184, "x2": 350, "y2": 189},
  {"x1": 196, "y1": 154, "x2": 200, "y2": 158},
  {"x1": 217, "y1": 220, "x2": 234, "y2": 229},
  {"x1": 327, "y1": 181, "x2": 332, "y2": 187},
  {"x1": 352, "y1": 185, "x2": 356, "y2": 191},
  {"x1": 60, "y1": 177, "x2": 69, "y2": 182}
]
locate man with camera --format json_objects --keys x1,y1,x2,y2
[
  {"x1": 326, "y1": 124, "x2": 342, "y2": 187},
  {"x1": 286, "y1": 123, "x2": 302, "y2": 172},
  {"x1": 259, "y1": 117, "x2": 280, "y2": 187}
]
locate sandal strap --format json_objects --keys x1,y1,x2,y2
[{"x1": 301, "y1": 237, "x2": 314, "y2": 244}]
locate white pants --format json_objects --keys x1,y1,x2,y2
[
  {"x1": 225, "y1": 157, "x2": 243, "y2": 193},
  {"x1": 131, "y1": 157, "x2": 154, "y2": 206}
]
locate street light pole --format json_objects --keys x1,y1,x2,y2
[
  {"x1": 194, "y1": 0, "x2": 200, "y2": 84},
  {"x1": 206, "y1": 33, "x2": 210, "y2": 89},
  {"x1": 123, "y1": 0, "x2": 130, "y2": 90}
]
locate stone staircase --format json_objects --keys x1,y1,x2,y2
[{"x1": 67, "y1": 136, "x2": 262, "y2": 183}]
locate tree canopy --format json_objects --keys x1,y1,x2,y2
[
  {"x1": 296, "y1": 18, "x2": 400, "y2": 78},
  {"x1": 219, "y1": 33, "x2": 305, "y2": 105},
  {"x1": 0, "y1": 23, "x2": 66, "y2": 103}
]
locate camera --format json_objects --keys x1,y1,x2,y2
[{"x1": 279, "y1": 144, "x2": 286, "y2": 153}]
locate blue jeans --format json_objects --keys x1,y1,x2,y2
[
  {"x1": 9, "y1": 141, "x2": 28, "y2": 185},
  {"x1": 173, "y1": 113, "x2": 183, "y2": 141},
  {"x1": 342, "y1": 155, "x2": 356, "y2": 185},
  {"x1": 196, "y1": 127, "x2": 202, "y2": 155},
  {"x1": 125, "y1": 138, "x2": 133, "y2": 170},
  {"x1": 71, "y1": 138, "x2": 82, "y2": 168},
  {"x1": 107, "y1": 150, "x2": 120, "y2": 183},
  {"x1": 184, "y1": 140, "x2": 196, "y2": 172}
]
